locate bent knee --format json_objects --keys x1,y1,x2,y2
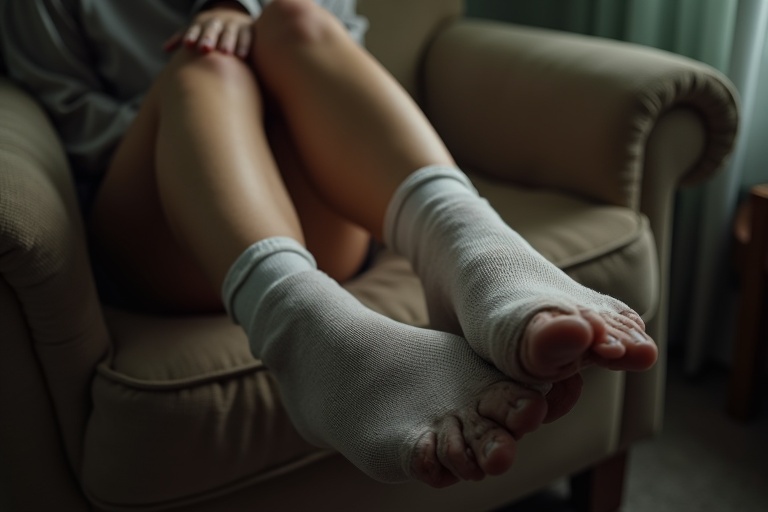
[
  {"x1": 163, "y1": 49, "x2": 261, "y2": 99},
  {"x1": 254, "y1": 0, "x2": 344, "y2": 60}
]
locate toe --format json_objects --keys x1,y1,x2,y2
[
  {"x1": 620, "y1": 310, "x2": 646, "y2": 331},
  {"x1": 410, "y1": 431, "x2": 460, "y2": 488},
  {"x1": 543, "y1": 374, "x2": 583, "y2": 423},
  {"x1": 435, "y1": 416, "x2": 485, "y2": 481},
  {"x1": 581, "y1": 309, "x2": 626, "y2": 360},
  {"x1": 622, "y1": 329, "x2": 658, "y2": 370},
  {"x1": 521, "y1": 312, "x2": 594, "y2": 382},
  {"x1": 477, "y1": 381, "x2": 547, "y2": 437},
  {"x1": 600, "y1": 320, "x2": 658, "y2": 372},
  {"x1": 467, "y1": 381, "x2": 550, "y2": 476},
  {"x1": 461, "y1": 414, "x2": 517, "y2": 476}
]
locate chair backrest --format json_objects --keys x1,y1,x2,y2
[{"x1": 357, "y1": 0, "x2": 463, "y2": 98}]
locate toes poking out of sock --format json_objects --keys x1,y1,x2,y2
[
  {"x1": 475, "y1": 430, "x2": 516, "y2": 476},
  {"x1": 521, "y1": 312, "x2": 594, "y2": 382},
  {"x1": 436, "y1": 417, "x2": 484, "y2": 482},
  {"x1": 477, "y1": 382, "x2": 548, "y2": 437},
  {"x1": 602, "y1": 314, "x2": 658, "y2": 370},
  {"x1": 621, "y1": 310, "x2": 646, "y2": 331},
  {"x1": 410, "y1": 432, "x2": 459, "y2": 488},
  {"x1": 592, "y1": 332, "x2": 627, "y2": 360},
  {"x1": 630, "y1": 329, "x2": 651, "y2": 345}
]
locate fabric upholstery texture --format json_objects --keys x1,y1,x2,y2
[{"x1": 0, "y1": 0, "x2": 739, "y2": 510}]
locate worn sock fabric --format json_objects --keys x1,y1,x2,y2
[
  {"x1": 383, "y1": 165, "x2": 630, "y2": 383},
  {"x1": 221, "y1": 236, "x2": 506, "y2": 482}
]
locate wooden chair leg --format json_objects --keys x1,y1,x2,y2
[
  {"x1": 728, "y1": 184, "x2": 768, "y2": 421},
  {"x1": 570, "y1": 451, "x2": 628, "y2": 512}
]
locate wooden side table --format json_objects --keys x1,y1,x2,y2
[{"x1": 728, "y1": 184, "x2": 768, "y2": 421}]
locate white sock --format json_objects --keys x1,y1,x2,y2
[
  {"x1": 221, "y1": 237, "x2": 512, "y2": 483},
  {"x1": 383, "y1": 165, "x2": 632, "y2": 383}
]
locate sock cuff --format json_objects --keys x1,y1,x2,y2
[
  {"x1": 221, "y1": 237, "x2": 316, "y2": 322},
  {"x1": 383, "y1": 165, "x2": 477, "y2": 251}
]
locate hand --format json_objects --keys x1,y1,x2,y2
[{"x1": 163, "y1": 3, "x2": 254, "y2": 59}]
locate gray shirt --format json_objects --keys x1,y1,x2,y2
[{"x1": 0, "y1": 0, "x2": 367, "y2": 186}]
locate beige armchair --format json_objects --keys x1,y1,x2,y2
[{"x1": 0, "y1": 1, "x2": 738, "y2": 511}]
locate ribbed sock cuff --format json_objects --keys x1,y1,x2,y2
[
  {"x1": 221, "y1": 237, "x2": 316, "y2": 324},
  {"x1": 383, "y1": 165, "x2": 477, "y2": 253}
]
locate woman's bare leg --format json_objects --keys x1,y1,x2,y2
[
  {"x1": 251, "y1": 1, "x2": 455, "y2": 240},
  {"x1": 250, "y1": 0, "x2": 656, "y2": 397},
  {"x1": 90, "y1": 48, "x2": 368, "y2": 312},
  {"x1": 90, "y1": 27, "x2": 551, "y2": 487},
  {"x1": 266, "y1": 116, "x2": 371, "y2": 283},
  {"x1": 85, "y1": 0, "x2": 652, "y2": 486}
]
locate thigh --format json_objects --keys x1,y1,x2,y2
[
  {"x1": 89, "y1": 51, "x2": 370, "y2": 314},
  {"x1": 89, "y1": 64, "x2": 223, "y2": 314},
  {"x1": 266, "y1": 116, "x2": 371, "y2": 283},
  {"x1": 251, "y1": 1, "x2": 456, "y2": 237}
]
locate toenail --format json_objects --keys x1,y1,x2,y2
[
  {"x1": 484, "y1": 440, "x2": 498, "y2": 457},
  {"x1": 630, "y1": 330, "x2": 647, "y2": 344}
]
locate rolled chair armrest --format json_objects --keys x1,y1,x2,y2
[
  {"x1": 0, "y1": 77, "x2": 109, "y2": 470},
  {"x1": 422, "y1": 19, "x2": 739, "y2": 210}
]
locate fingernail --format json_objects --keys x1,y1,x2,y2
[
  {"x1": 631, "y1": 330, "x2": 647, "y2": 344},
  {"x1": 606, "y1": 335, "x2": 620, "y2": 346}
]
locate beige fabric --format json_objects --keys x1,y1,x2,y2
[
  {"x1": 618, "y1": 109, "x2": 707, "y2": 449},
  {"x1": 357, "y1": 0, "x2": 463, "y2": 98},
  {"x1": 0, "y1": 77, "x2": 109, "y2": 491},
  {"x1": 423, "y1": 20, "x2": 739, "y2": 210},
  {"x1": 0, "y1": 1, "x2": 740, "y2": 510},
  {"x1": 0, "y1": 279, "x2": 91, "y2": 511},
  {"x1": 85, "y1": 320, "x2": 325, "y2": 507}
]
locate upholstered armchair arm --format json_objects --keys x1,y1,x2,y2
[
  {"x1": 0, "y1": 77, "x2": 108, "y2": 496},
  {"x1": 422, "y1": 19, "x2": 739, "y2": 211}
]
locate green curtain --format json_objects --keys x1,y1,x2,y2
[
  {"x1": 465, "y1": 0, "x2": 768, "y2": 372},
  {"x1": 465, "y1": 0, "x2": 738, "y2": 73}
]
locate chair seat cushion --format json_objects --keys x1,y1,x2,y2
[{"x1": 82, "y1": 178, "x2": 657, "y2": 510}]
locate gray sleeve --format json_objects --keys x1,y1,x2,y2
[
  {"x1": 190, "y1": 0, "x2": 263, "y2": 18},
  {"x1": 0, "y1": 0, "x2": 138, "y2": 177},
  {"x1": 319, "y1": 0, "x2": 368, "y2": 45}
]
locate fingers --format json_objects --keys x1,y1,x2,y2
[
  {"x1": 196, "y1": 18, "x2": 223, "y2": 53},
  {"x1": 235, "y1": 25, "x2": 253, "y2": 59},
  {"x1": 183, "y1": 23, "x2": 204, "y2": 49},
  {"x1": 218, "y1": 22, "x2": 238, "y2": 54},
  {"x1": 168, "y1": 11, "x2": 254, "y2": 59}
]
